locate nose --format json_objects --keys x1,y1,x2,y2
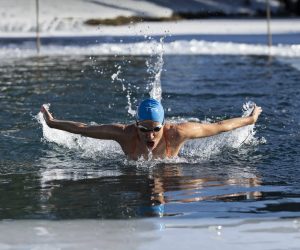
[{"x1": 145, "y1": 132, "x2": 155, "y2": 140}]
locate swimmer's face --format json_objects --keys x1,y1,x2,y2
[{"x1": 137, "y1": 120, "x2": 164, "y2": 150}]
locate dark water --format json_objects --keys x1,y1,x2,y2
[{"x1": 0, "y1": 53, "x2": 300, "y2": 220}]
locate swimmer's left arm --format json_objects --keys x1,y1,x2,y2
[{"x1": 177, "y1": 105, "x2": 262, "y2": 140}]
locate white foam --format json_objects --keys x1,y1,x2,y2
[
  {"x1": 1, "y1": 40, "x2": 300, "y2": 58},
  {"x1": 181, "y1": 101, "x2": 256, "y2": 159},
  {"x1": 182, "y1": 125, "x2": 255, "y2": 159},
  {"x1": 37, "y1": 111, "x2": 123, "y2": 159}
]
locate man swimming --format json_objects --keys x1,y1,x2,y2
[{"x1": 41, "y1": 98, "x2": 262, "y2": 160}]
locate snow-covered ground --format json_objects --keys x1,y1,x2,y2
[
  {"x1": 0, "y1": 1, "x2": 299, "y2": 63},
  {"x1": 0, "y1": 0, "x2": 284, "y2": 33},
  {"x1": 2, "y1": 18, "x2": 300, "y2": 39},
  {"x1": 0, "y1": 0, "x2": 297, "y2": 39},
  {"x1": 0, "y1": 1, "x2": 299, "y2": 62}
]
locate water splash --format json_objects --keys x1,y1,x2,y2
[
  {"x1": 37, "y1": 106, "x2": 122, "y2": 159},
  {"x1": 110, "y1": 37, "x2": 165, "y2": 117},
  {"x1": 147, "y1": 37, "x2": 165, "y2": 101},
  {"x1": 111, "y1": 64, "x2": 136, "y2": 117},
  {"x1": 242, "y1": 101, "x2": 255, "y2": 117},
  {"x1": 180, "y1": 101, "x2": 258, "y2": 159},
  {"x1": 125, "y1": 86, "x2": 136, "y2": 117}
]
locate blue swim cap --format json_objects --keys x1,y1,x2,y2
[{"x1": 137, "y1": 98, "x2": 164, "y2": 124}]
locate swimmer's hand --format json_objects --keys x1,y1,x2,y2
[
  {"x1": 40, "y1": 105, "x2": 54, "y2": 125},
  {"x1": 250, "y1": 105, "x2": 262, "y2": 123}
]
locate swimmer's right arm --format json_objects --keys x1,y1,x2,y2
[
  {"x1": 41, "y1": 106, "x2": 126, "y2": 141},
  {"x1": 176, "y1": 105, "x2": 262, "y2": 140}
]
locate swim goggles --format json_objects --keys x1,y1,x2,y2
[{"x1": 136, "y1": 123, "x2": 164, "y2": 133}]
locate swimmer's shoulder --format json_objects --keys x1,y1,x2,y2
[
  {"x1": 164, "y1": 122, "x2": 181, "y2": 139},
  {"x1": 111, "y1": 124, "x2": 137, "y2": 146},
  {"x1": 123, "y1": 123, "x2": 138, "y2": 137},
  {"x1": 164, "y1": 122, "x2": 192, "y2": 142},
  {"x1": 164, "y1": 122, "x2": 182, "y2": 131}
]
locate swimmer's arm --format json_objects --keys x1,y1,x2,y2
[
  {"x1": 177, "y1": 105, "x2": 262, "y2": 140},
  {"x1": 41, "y1": 106, "x2": 126, "y2": 141}
]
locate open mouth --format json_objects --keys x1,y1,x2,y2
[{"x1": 146, "y1": 141, "x2": 155, "y2": 148}]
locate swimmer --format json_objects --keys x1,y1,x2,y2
[{"x1": 41, "y1": 98, "x2": 262, "y2": 160}]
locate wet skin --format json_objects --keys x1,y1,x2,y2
[{"x1": 41, "y1": 105, "x2": 262, "y2": 160}]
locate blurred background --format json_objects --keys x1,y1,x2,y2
[{"x1": 0, "y1": 0, "x2": 299, "y2": 35}]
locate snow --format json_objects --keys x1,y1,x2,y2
[
  {"x1": 0, "y1": 1, "x2": 299, "y2": 59},
  {"x1": 0, "y1": 0, "x2": 297, "y2": 38}
]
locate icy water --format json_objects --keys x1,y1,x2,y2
[{"x1": 0, "y1": 42, "x2": 300, "y2": 223}]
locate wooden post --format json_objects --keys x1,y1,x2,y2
[{"x1": 36, "y1": 0, "x2": 41, "y2": 54}]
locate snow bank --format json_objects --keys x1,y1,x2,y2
[{"x1": 0, "y1": 0, "x2": 290, "y2": 36}]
